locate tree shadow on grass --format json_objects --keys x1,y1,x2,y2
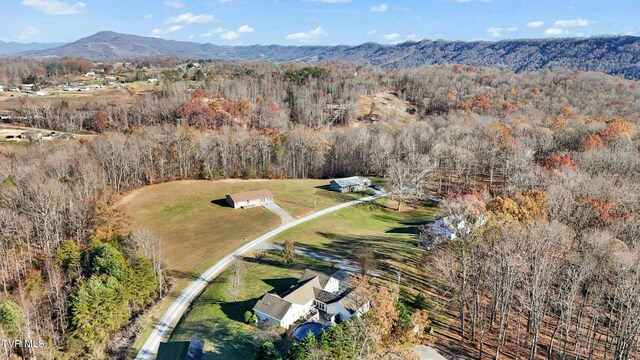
[
  {"x1": 303, "y1": 231, "x2": 427, "y2": 284},
  {"x1": 219, "y1": 298, "x2": 261, "y2": 323},
  {"x1": 243, "y1": 255, "x2": 285, "y2": 268},
  {"x1": 170, "y1": 319, "x2": 257, "y2": 360},
  {"x1": 168, "y1": 269, "x2": 201, "y2": 281}
]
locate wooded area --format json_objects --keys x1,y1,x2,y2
[{"x1": 1, "y1": 60, "x2": 639, "y2": 359}]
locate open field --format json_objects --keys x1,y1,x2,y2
[
  {"x1": 122, "y1": 179, "x2": 363, "y2": 353},
  {"x1": 0, "y1": 80, "x2": 162, "y2": 112},
  {"x1": 167, "y1": 251, "x2": 336, "y2": 360},
  {"x1": 165, "y1": 197, "x2": 441, "y2": 359},
  {"x1": 121, "y1": 179, "x2": 360, "y2": 283}
]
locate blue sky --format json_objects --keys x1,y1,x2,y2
[{"x1": 1, "y1": 0, "x2": 638, "y2": 45}]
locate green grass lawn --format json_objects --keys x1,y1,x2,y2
[
  {"x1": 124, "y1": 179, "x2": 358, "y2": 353},
  {"x1": 165, "y1": 198, "x2": 441, "y2": 359},
  {"x1": 271, "y1": 199, "x2": 441, "y2": 299},
  {"x1": 122, "y1": 179, "x2": 358, "y2": 278},
  {"x1": 168, "y1": 251, "x2": 336, "y2": 360}
]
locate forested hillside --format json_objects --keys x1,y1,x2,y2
[
  {"x1": 16, "y1": 31, "x2": 640, "y2": 79},
  {"x1": 1, "y1": 61, "x2": 640, "y2": 358}
]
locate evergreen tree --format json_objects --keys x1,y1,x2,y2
[
  {"x1": 0, "y1": 300, "x2": 24, "y2": 337},
  {"x1": 255, "y1": 341, "x2": 282, "y2": 360}
]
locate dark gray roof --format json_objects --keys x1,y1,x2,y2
[
  {"x1": 253, "y1": 293, "x2": 292, "y2": 321},
  {"x1": 332, "y1": 288, "x2": 369, "y2": 314},
  {"x1": 313, "y1": 288, "x2": 339, "y2": 303},
  {"x1": 298, "y1": 268, "x2": 330, "y2": 288}
]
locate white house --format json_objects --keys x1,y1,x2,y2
[
  {"x1": 226, "y1": 189, "x2": 273, "y2": 209},
  {"x1": 148, "y1": 78, "x2": 159, "y2": 84},
  {"x1": 329, "y1": 176, "x2": 372, "y2": 193},
  {"x1": 252, "y1": 269, "x2": 370, "y2": 329}
]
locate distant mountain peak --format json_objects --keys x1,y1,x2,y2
[{"x1": 10, "y1": 31, "x2": 640, "y2": 80}]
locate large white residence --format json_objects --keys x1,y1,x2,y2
[{"x1": 252, "y1": 269, "x2": 370, "y2": 329}]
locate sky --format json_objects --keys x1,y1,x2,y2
[{"x1": 0, "y1": 0, "x2": 638, "y2": 45}]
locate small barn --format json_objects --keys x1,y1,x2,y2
[
  {"x1": 329, "y1": 176, "x2": 371, "y2": 193},
  {"x1": 226, "y1": 189, "x2": 273, "y2": 209}
]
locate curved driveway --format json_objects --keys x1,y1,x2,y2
[{"x1": 135, "y1": 191, "x2": 385, "y2": 359}]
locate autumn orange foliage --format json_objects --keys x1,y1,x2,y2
[
  {"x1": 487, "y1": 190, "x2": 548, "y2": 222},
  {"x1": 577, "y1": 195, "x2": 630, "y2": 228},
  {"x1": 583, "y1": 133, "x2": 604, "y2": 150},
  {"x1": 599, "y1": 118, "x2": 633, "y2": 142},
  {"x1": 543, "y1": 152, "x2": 578, "y2": 171}
]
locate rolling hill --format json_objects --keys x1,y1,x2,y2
[
  {"x1": 15, "y1": 31, "x2": 640, "y2": 79},
  {"x1": 0, "y1": 40, "x2": 65, "y2": 56}
]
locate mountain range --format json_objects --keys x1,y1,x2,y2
[
  {"x1": 0, "y1": 40, "x2": 65, "y2": 56},
  {"x1": 8, "y1": 31, "x2": 640, "y2": 79}
]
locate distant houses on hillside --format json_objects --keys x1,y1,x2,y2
[
  {"x1": 252, "y1": 269, "x2": 370, "y2": 330},
  {"x1": 329, "y1": 176, "x2": 371, "y2": 193},
  {"x1": 226, "y1": 189, "x2": 273, "y2": 209}
]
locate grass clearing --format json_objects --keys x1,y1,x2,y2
[
  {"x1": 122, "y1": 179, "x2": 355, "y2": 278},
  {"x1": 123, "y1": 179, "x2": 359, "y2": 353},
  {"x1": 271, "y1": 198, "x2": 442, "y2": 306},
  {"x1": 165, "y1": 197, "x2": 441, "y2": 359}
]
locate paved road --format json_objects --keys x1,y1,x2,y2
[{"x1": 134, "y1": 191, "x2": 385, "y2": 360}]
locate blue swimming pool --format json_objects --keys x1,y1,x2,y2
[{"x1": 293, "y1": 322, "x2": 328, "y2": 341}]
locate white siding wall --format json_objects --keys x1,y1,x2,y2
[
  {"x1": 254, "y1": 311, "x2": 284, "y2": 328},
  {"x1": 280, "y1": 300, "x2": 314, "y2": 329},
  {"x1": 324, "y1": 278, "x2": 340, "y2": 293},
  {"x1": 327, "y1": 302, "x2": 352, "y2": 322}
]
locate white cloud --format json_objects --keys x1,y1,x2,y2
[
  {"x1": 220, "y1": 31, "x2": 239, "y2": 40},
  {"x1": 286, "y1": 27, "x2": 328, "y2": 42},
  {"x1": 18, "y1": 27, "x2": 39, "y2": 40},
  {"x1": 486, "y1": 27, "x2": 503, "y2": 37},
  {"x1": 188, "y1": 34, "x2": 194, "y2": 39},
  {"x1": 366, "y1": 30, "x2": 378, "y2": 36},
  {"x1": 544, "y1": 28, "x2": 566, "y2": 36},
  {"x1": 22, "y1": 0, "x2": 85, "y2": 15},
  {"x1": 554, "y1": 19, "x2": 591, "y2": 27},
  {"x1": 526, "y1": 21, "x2": 544, "y2": 28},
  {"x1": 151, "y1": 25, "x2": 183, "y2": 36},
  {"x1": 382, "y1": 33, "x2": 400, "y2": 40},
  {"x1": 144, "y1": 14, "x2": 154, "y2": 19},
  {"x1": 200, "y1": 27, "x2": 224, "y2": 37},
  {"x1": 507, "y1": 27, "x2": 518, "y2": 32},
  {"x1": 406, "y1": 34, "x2": 418, "y2": 40},
  {"x1": 307, "y1": 0, "x2": 351, "y2": 2},
  {"x1": 163, "y1": 0, "x2": 184, "y2": 8},
  {"x1": 167, "y1": 12, "x2": 215, "y2": 24},
  {"x1": 456, "y1": 0, "x2": 471, "y2": 2},
  {"x1": 238, "y1": 25, "x2": 254, "y2": 33},
  {"x1": 370, "y1": 4, "x2": 387, "y2": 12},
  {"x1": 218, "y1": 0, "x2": 234, "y2": 3}
]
